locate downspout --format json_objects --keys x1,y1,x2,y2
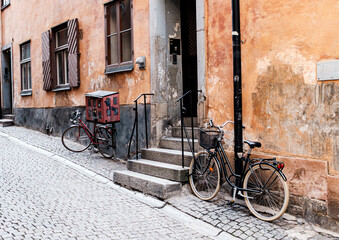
[
  {"x1": 0, "y1": 7, "x2": 2, "y2": 118},
  {"x1": 231, "y1": 0, "x2": 243, "y2": 181}
]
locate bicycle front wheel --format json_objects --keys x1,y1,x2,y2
[
  {"x1": 96, "y1": 127, "x2": 114, "y2": 159},
  {"x1": 243, "y1": 164, "x2": 289, "y2": 221},
  {"x1": 189, "y1": 151, "x2": 221, "y2": 201},
  {"x1": 62, "y1": 126, "x2": 91, "y2": 152}
]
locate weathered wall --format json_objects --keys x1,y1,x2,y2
[
  {"x1": 205, "y1": 0, "x2": 338, "y2": 173},
  {"x1": 1, "y1": 0, "x2": 150, "y2": 109},
  {"x1": 205, "y1": 0, "x2": 339, "y2": 226},
  {"x1": 241, "y1": 0, "x2": 339, "y2": 176}
]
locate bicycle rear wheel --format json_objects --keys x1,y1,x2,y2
[
  {"x1": 243, "y1": 164, "x2": 289, "y2": 221},
  {"x1": 62, "y1": 126, "x2": 91, "y2": 152},
  {"x1": 96, "y1": 127, "x2": 114, "y2": 159},
  {"x1": 189, "y1": 151, "x2": 221, "y2": 201}
]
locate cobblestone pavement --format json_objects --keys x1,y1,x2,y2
[
  {"x1": 1, "y1": 126, "x2": 339, "y2": 240},
  {"x1": 0, "y1": 129, "x2": 216, "y2": 239}
]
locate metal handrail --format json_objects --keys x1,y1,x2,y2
[
  {"x1": 177, "y1": 89, "x2": 202, "y2": 168},
  {"x1": 127, "y1": 93, "x2": 154, "y2": 159}
]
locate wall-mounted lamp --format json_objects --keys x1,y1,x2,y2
[{"x1": 135, "y1": 56, "x2": 146, "y2": 70}]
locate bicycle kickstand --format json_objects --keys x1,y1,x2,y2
[{"x1": 227, "y1": 187, "x2": 237, "y2": 206}]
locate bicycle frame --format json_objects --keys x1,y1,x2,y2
[
  {"x1": 73, "y1": 118, "x2": 96, "y2": 144},
  {"x1": 207, "y1": 141, "x2": 261, "y2": 194}
]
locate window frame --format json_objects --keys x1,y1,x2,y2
[
  {"x1": 1, "y1": 0, "x2": 10, "y2": 10},
  {"x1": 20, "y1": 40, "x2": 32, "y2": 96},
  {"x1": 104, "y1": 0, "x2": 134, "y2": 74},
  {"x1": 51, "y1": 22, "x2": 70, "y2": 91}
]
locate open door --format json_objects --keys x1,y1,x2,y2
[
  {"x1": 181, "y1": 0, "x2": 198, "y2": 117},
  {"x1": 1, "y1": 47, "x2": 13, "y2": 115}
]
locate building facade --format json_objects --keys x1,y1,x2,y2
[{"x1": 0, "y1": 0, "x2": 338, "y2": 228}]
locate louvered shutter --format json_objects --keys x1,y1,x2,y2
[
  {"x1": 42, "y1": 30, "x2": 52, "y2": 91},
  {"x1": 68, "y1": 18, "x2": 80, "y2": 88}
]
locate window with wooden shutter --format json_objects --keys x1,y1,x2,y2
[
  {"x1": 42, "y1": 18, "x2": 80, "y2": 91},
  {"x1": 68, "y1": 18, "x2": 79, "y2": 88},
  {"x1": 42, "y1": 30, "x2": 52, "y2": 91}
]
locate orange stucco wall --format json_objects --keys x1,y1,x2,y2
[
  {"x1": 1, "y1": 0, "x2": 150, "y2": 108},
  {"x1": 205, "y1": 0, "x2": 339, "y2": 176}
]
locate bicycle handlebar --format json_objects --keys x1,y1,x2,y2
[
  {"x1": 206, "y1": 118, "x2": 245, "y2": 130},
  {"x1": 70, "y1": 110, "x2": 82, "y2": 123}
]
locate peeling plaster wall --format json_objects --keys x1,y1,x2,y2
[
  {"x1": 205, "y1": 0, "x2": 339, "y2": 222},
  {"x1": 206, "y1": 0, "x2": 339, "y2": 174},
  {"x1": 240, "y1": 0, "x2": 339, "y2": 175},
  {"x1": 1, "y1": 0, "x2": 151, "y2": 109},
  {"x1": 165, "y1": 0, "x2": 182, "y2": 125}
]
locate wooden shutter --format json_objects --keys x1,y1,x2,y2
[
  {"x1": 42, "y1": 30, "x2": 52, "y2": 91},
  {"x1": 68, "y1": 18, "x2": 80, "y2": 88}
]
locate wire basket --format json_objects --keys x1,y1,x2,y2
[{"x1": 199, "y1": 128, "x2": 220, "y2": 150}]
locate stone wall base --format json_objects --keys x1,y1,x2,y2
[
  {"x1": 14, "y1": 105, "x2": 150, "y2": 159},
  {"x1": 288, "y1": 195, "x2": 339, "y2": 232}
]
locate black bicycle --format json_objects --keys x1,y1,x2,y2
[{"x1": 189, "y1": 118, "x2": 289, "y2": 221}]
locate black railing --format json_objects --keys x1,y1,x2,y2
[
  {"x1": 127, "y1": 93, "x2": 154, "y2": 159},
  {"x1": 177, "y1": 90, "x2": 202, "y2": 168}
]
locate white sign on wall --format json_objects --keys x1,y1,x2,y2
[{"x1": 317, "y1": 60, "x2": 339, "y2": 81}]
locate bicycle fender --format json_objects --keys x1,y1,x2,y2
[{"x1": 253, "y1": 162, "x2": 287, "y2": 182}]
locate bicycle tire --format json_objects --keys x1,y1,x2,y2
[
  {"x1": 96, "y1": 127, "x2": 114, "y2": 159},
  {"x1": 62, "y1": 126, "x2": 91, "y2": 152},
  {"x1": 243, "y1": 163, "x2": 289, "y2": 221},
  {"x1": 189, "y1": 151, "x2": 221, "y2": 201}
]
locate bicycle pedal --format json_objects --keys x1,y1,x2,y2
[{"x1": 226, "y1": 200, "x2": 235, "y2": 206}]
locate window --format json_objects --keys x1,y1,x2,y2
[
  {"x1": 105, "y1": 0, "x2": 133, "y2": 74},
  {"x1": 55, "y1": 27, "x2": 69, "y2": 86},
  {"x1": 20, "y1": 41, "x2": 32, "y2": 96},
  {"x1": 1, "y1": 0, "x2": 10, "y2": 9},
  {"x1": 41, "y1": 19, "x2": 79, "y2": 91}
]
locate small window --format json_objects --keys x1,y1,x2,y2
[
  {"x1": 1, "y1": 0, "x2": 10, "y2": 9},
  {"x1": 20, "y1": 41, "x2": 32, "y2": 96},
  {"x1": 104, "y1": 0, "x2": 134, "y2": 74},
  {"x1": 54, "y1": 27, "x2": 69, "y2": 86}
]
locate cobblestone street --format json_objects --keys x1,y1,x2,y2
[{"x1": 0, "y1": 126, "x2": 339, "y2": 240}]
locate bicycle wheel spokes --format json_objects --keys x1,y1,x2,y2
[
  {"x1": 243, "y1": 164, "x2": 289, "y2": 221},
  {"x1": 62, "y1": 126, "x2": 91, "y2": 152},
  {"x1": 96, "y1": 128, "x2": 114, "y2": 159},
  {"x1": 189, "y1": 152, "x2": 221, "y2": 201}
]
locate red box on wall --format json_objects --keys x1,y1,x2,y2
[{"x1": 85, "y1": 91, "x2": 120, "y2": 123}]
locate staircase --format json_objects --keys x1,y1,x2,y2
[
  {"x1": 0, "y1": 114, "x2": 14, "y2": 127},
  {"x1": 113, "y1": 126, "x2": 201, "y2": 200}
]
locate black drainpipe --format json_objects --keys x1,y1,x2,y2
[{"x1": 232, "y1": 0, "x2": 243, "y2": 182}]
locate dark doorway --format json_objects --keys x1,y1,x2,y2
[
  {"x1": 181, "y1": 0, "x2": 198, "y2": 117},
  {"x1": 1, "y1": 48, "x2": 13, "y2": 115}
]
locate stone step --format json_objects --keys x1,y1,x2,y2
[
  {"x1": 0, "y1": 119, "x2": 14, "y2": 127},
  {"x1": 159, "y1": 136, "x2": 202, "y2": 152},
  {"x1": 172, "y1": 126, "x2": 200, "y2": 139},
  {"x1": 3, "y1": 114, "x2": 15, "y2": 120},
  {"x1": 127, "y1": 159, "x2": 189, "y2": 182},
  {"x1": 113, "y1": 170, "x2": 181, "y2": 200},
  {"x1": 141, "y1": 148, "x2": 193, "y2": 167}
]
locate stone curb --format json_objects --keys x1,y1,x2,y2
[{"x1": 4, "y1": 133, "x2": 239, "y2": 240}]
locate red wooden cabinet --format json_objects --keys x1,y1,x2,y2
[{"x1": 85, "y1": 91, "x2": 120, "y2": 123}]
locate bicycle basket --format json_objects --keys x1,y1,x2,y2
[{"x1": 199, "y1": 128, "x2": 220, "y2": 150}]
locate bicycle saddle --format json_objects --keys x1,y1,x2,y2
[{"x1": 244, "y1": 140, "x2": 261, "y2": 148}]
